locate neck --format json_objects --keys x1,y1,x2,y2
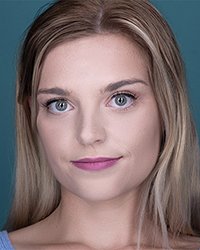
[{"x1": 52, "y1": 188, "x2": 140, "y2": 249}]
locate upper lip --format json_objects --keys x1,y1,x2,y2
[{"x1": 71, "y1": 156, "x2": 122, "y2": 163}]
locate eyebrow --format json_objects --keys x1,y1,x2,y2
[
  {"x1": 37, "y1": 78, "x2": 148, "y2": 96},
  {"x1": 103, "y1": 78, "x2": 148, "y2": 93},
  {"x1": 37, "y1": 87, "x2": 70, "y2": 96}
]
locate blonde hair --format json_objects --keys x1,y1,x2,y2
[{"x1": 6, "y1": 0, "x2": 200, "y2": 248}]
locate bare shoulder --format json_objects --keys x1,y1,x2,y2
[
  {"x1": 8, "y1": 225, "x2": 200, "y2": 250},
  {"x1": 170, "y1": 235, "x2": 200, "y2": 250},
  {"x1": 8, "y1": 223, "x2": 46, "y2": 249},
  {"x1": 8, "y1": 222, "x2": 90, "y2": 250}
]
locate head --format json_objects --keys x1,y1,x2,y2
[{"x1": 9, "y1": 0, "x2": 200, "y2": 246}]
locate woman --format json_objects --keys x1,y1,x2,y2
[{"x1": 1, "y1": 0, "x2": 200, "y2": 249}]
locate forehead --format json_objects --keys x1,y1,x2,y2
[{"x1": 39, "y1": 34, "x2": 149, "y2": 90}]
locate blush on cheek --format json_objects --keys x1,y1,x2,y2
[{"x1": 130, "y1": 110, "x2": 161, "y2": 181}]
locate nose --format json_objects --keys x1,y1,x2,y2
[{"x1": 76, "y1": 110, "x2": 106, "y2": 146}]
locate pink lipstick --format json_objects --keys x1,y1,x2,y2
[{"x1": 71, "y1": 157, "x2": 122, "y2": 171}]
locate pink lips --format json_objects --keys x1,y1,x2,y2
[{"x1": 71, "y1": 157, "x2": 122, "y2": 171}]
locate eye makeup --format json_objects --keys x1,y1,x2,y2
[
  {"x1": 40, "y1": 97, "x2": 74, "y2": 114},
  {"x1": 107, "y1": 90, "x2": 138, "y2": 111}
]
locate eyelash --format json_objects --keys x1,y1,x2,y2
[
  {"x1": 41, "y1": 91, "x2": 138, "y2": 114},
  {"x1": 42, "y1": 98, "x2": 72, "y2": 112},
  {"x1": 108, "y1": 91, "x2": 138, "y2": 110},
  {"x1": 43, "y1": 98, "x2": 67, "y2": 107},
  {"x1": 112, "y1": 91, "x2": 137, "y2": 98}
]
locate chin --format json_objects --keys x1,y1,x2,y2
[{"x1": 63, "y1": 180, "x2": 136, "y2": 203}]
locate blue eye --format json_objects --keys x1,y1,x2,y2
[
  {"x1": 45, "y1": 98, "x2": 73, "y2": 114},
  {"x1": 109, "y1": 93, "x2": 136, "y2": 109}
]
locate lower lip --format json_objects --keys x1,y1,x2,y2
[{"x1": 71, "y1": 158, "x2": 121, "y2": 171}]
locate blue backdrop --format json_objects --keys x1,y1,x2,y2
[{"x1": 0, "y1": 0, "x2": 200, "y2": 229}]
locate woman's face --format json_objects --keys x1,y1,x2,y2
[{"x1": 36, "y1": 34, "x2": 161, "y2": 201}]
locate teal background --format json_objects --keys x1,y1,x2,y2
[{"x1": 0, "y1": 0, "x2": 199, "y2": 229}]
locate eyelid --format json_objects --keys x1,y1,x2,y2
[
  {"x1": 106, "y1": 90, "x2": 138, "y2": 110},
  {"x1": 111, "y1": 90, "x2": 137, "y2": 97},
  {"x1": 42, "y1": 97, "x2": 74, "y2": 114},
  {"x1": 108, "y1": 90, "x2": 138, "y2": 101},
  {"x1": 45, "y1": 97, "x2": 67, "y2": 106}
]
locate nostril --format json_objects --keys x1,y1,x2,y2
[{"x1": 76, "y1": 118, "x2": 106, "y2": 146}]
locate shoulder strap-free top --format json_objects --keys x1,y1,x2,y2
[
  {"x1": 1, "y1": 230, "x2": 200, "y2": 250},
  {"x1": 0, "y1": 231, "x2": 15, "y2": 250}
]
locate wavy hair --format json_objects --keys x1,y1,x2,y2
[{"x1": 6, "y1": 0, "x2": 200, "y2": 248}]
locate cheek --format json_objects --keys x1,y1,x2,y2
[
  {"x1": 36, "y1": 115, "x2": 72, "y2": 165},
  {"x1": 109, "y1": 106, "x2": 160, "y2": 153},
  {"x1": 108, "y1": 104, "x2": 161, "y2": 182}
]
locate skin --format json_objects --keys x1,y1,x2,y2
[
  {"x1": 8, "y1": 34, "x2": 200, "y2": 249},
  {"x1": 37, "y1": 34, "x2": 161, "y2": 205}
]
